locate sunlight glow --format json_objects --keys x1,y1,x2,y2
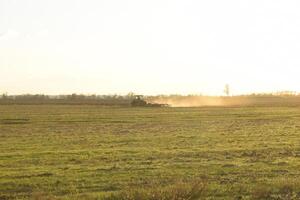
[{"x1": 1, "y1": 0, "x2": 300, "y2": 95}]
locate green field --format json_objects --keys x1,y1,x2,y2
[{"x1": 1, "y1": 105, "x2": 300, "y2": 199}]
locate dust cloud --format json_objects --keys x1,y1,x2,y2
[
  {"x1": 151, "y1": 96, "x2": 226, "y2": 107},
  {"x1": 146, "y1": 95, "x2": 291, "y2": 107}
]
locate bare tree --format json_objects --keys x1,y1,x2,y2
[{"x1": 224, "y1": 84, "x2": 230, "y2": 96}]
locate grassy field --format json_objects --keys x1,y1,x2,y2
[{"x1": 1, "y1": 105, "x2": 300, "y2": 199}]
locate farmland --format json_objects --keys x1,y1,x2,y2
[{"x1": 1, "y1": 105, "x2": 300, "y2": 199}]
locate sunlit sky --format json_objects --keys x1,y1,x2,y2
[{"x1": 1, "y1": 0, "x2": 300, "y2": 95}]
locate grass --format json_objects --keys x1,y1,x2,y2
[{"x1": 1, "y1": 105, "x2": 300, "y2": 199}]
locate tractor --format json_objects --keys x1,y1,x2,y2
[
  {"x1": 131, "y1": 95, "x2": 168, "y2": 107},
  {"x1": 131, "y1": 95, "x2": 148, "y2": 107}
]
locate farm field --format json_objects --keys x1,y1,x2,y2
[{"x1": 1, "y1": 105, "x2": 300, "y2": 199}]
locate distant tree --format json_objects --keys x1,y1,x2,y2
[
  {"x1": 127, "y1": 92, "x2": 135, "y2": 97},
  {"x1": 224, "y1": 84, "x2": 230, "y2": 96},
  {"x1": 2, "y1": 92, "x2": 8, "y2": 99}
]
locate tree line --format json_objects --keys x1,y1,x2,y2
[
  {"x1": 0, "y1": 93, "x2": 135, "y2": 105},
  {"x1": 0, "y1": 92, "x2": 300, "y2": 106}
]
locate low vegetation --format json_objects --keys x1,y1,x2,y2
[{"x1": 1, "y1": 105, "x2": 300, "y2": 199}]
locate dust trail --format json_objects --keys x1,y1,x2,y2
[
  {"x1": 149, "y1": 95, "x2": 300, "y2": 107},
  {"x1": 149, "y1": 96, "x2": 224, "y2": 107}
]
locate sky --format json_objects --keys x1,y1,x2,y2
[{"x1": 1, "y1": 0, "x2": 300, "y2": 95}]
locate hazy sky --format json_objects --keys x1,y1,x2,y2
[{"x1": 1, "y1": 0, "x2": 300, "y2": 95}]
